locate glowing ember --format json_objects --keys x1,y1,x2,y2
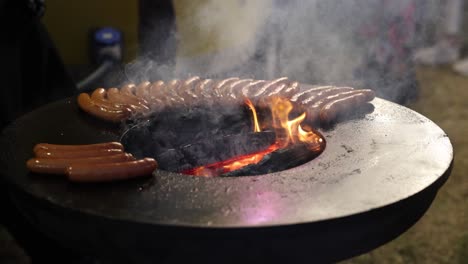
[
  {"x1": 183, "y1": 96, "x2": 324, "y2": 176},
  {"x1": 182, "y1": 143, "x2": 281, "y2": 177}
]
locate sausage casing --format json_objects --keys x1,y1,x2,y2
[
  {"x1": 26, "y1": 153, "x2": 135, "y2": 175},
  {"x1": 66, "y1": 158, "x2": 158, "y2": 182},
  {"x1": 319, "y1": 91, "x2": 376, "y2": 123},
  {"x1": 33, "y1": 142, "x2": 124, "y2": 153},
  {"x1": 77, "y1": 93, "x2": 131, "y2": 122},
  {"x1": 35, "y1": 148, "x2": 123, "y2": 159}
]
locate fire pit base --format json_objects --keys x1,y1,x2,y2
[{"x1": 0, "y1": 91, "x2": 453, "y2": 263}]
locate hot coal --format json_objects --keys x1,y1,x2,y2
[
  {"x1": 121, "y1": 103, "x2": 277, "y2": 172},
  {"x1": 223, "y1": 143, "x2": 323, "y2": 177},
  {"x1": 156, "y1": 131, "x2": 276, "y2": 172}
]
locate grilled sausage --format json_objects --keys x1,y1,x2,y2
[
  {"x1": 33, "y1": 142, "x2": 124, "y2": 153},
  {"x1": 135, "y1": 81, "x2": 152, "y2": 98},
  {"x1": 66, "y1": 158, "x2": 158, "y2": 182},
  {"x1": 241, "y1": 80, "x2": 266, "y2": 98},
  {"x1": 90, "y1": 88, "x2": 137, "y2": 113},
  {"x1": 300, "y1": 87, "x2": 355, "y2": 105},
  {"x1": 35, "y1": 148, "x2": 123, "y2": 159},
  {"x1": 212, "y1": 78, "x2": 240, "y2": 98},
  {"x1": 146, "y1": 80, "x2": 166, "y2": 110},
  {"x1": 252, "y1": 77, "x2": 289, "y2": 98},
  {"x1": 304, "y1": 90, "x2": 373, "y2": 123},
  {"x1": 194, "y1": 79, "x2": 215, "y2": 100},
  {"x1": 121, "y1": 83, "x2": 137, "y2": 96},
  {"x1": 278, "y1": 81, "x2": 300, "y2": 98},
  {"x1": 226, "y1": 79, "x2": 253, "y2": 100},
  {"x1": 319, "y1": 91, "x2": 375, "y2": 123},
  {"x1": 77, "y1": 93, "x2": 131, "y2": 122},
  {"x1": 27, "y1": 153, "x2": 135, "y2": 175},
  {"x1": 290, "y1": 85, "x2": 333, "y2": 102},
  {"x1": 177, "y1": 76, "x2": 201, "y2": 102},
  {"x1": 107, "y1": 88, "x2": 150, "y2": 113}
]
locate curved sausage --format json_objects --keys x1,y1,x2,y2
[
  {"x1": 121, "y1": 83, "x2": 137, "y2": 96},
  {"x1": 241, "y1": 80, "x2": 266, "y2": 98},
  {"x1": 35, "y1": 148, "x2": 123, "y2": 159},
  {"x1": 135, "y1": 81, "x2": 152, "y2": 99},
  {"x1": 27, "y1": 153, "x2": 135, "y2": 175},
  {"x1": 319, "y1": 91, "x2": 375, "y2": 123},
  {"x1": 212, "y1": 78, "x2": 239, "y2": 98},
  {"x1": 77, "y1": 93, "x2": 131, "y2": 122},
  {"x1": 194, "y1": 79, "x2": 215, "y2": 100},
  {"x1": 91, "y1": 88, "x2": 139, "y2": 113},
  {"x1": 290, "y1": 85, "x2": 333, "y2": 102},
  {"x1": 226, "y1": 79, "x2": 253, "y2": 100},
  {"x1": 33, "y1": 142, "x2": 124, "y2": 153},
  {"x1": 66, "y1": 158, "x2": 158, "y2": 182},
  {"x1": 279, "y1": 81, "x2": 300, "y2": 98},
  {"x1": 107, "y1": 88, "x2": 150, "y2": 113},
  {"x1": 300, "y1": 87, "x2": 354, "y2": 105},
  {"x1": 305, "y1": 90, "x2": 373, "y2": 123},
  {"x1": 252, "y1": 77, "x2": 289, "y2": 98},
  {"x1": 178, "y1": 76, "x2": 201, "y2": 102}
]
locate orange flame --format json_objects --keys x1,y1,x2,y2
[
  {"x1": 182, "y1": 96, "x2": 324, "y2": 176},
  {"x1": 245, "y1": 98, "x2": 261, "y2": 132},
  {"x1": 268, "y1": 96, "x2": 323, "y2": 149}
]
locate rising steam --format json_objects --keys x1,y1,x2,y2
[{"x1": 122, "y1": 0, "x2": 442, "y2": 103}]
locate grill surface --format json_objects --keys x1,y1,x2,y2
[{"x1": 0, "y1": 89, "x2": 453, "y2": 262}]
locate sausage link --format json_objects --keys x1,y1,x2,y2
[
  {"x1": 35, "y1": 148, "x2": 123, "y2": 159},
  {"x1": 300, "y1": 87, "x2": 354, "y2": 105},
  {"x1": 304, "y1": 90, "x2": 371, "y2": 124},
  {"x1": 121, "y1": 83, "x2": 137, "y2": 96},
  {"x1": 33, "y1": 142, "x2": 124, "y2": 153},
  {"x1": 290, "y1": 85, "x2": 332, "y2": 102},
  {"x1": 213, "y1": 78, "x2": 239, "y2": 98},
  {"x1": 107, "y1": 88, "x2": 150, "y2": 113},
  {"x1": 27, "y1": 153, "x2": 135, "y2": 175},
  {"x1": 66, "y1": 158, "x2": 158, "y2": 182},
  {"x1": 252, "y1": 77, "x2": 289, "y2": 98},
  {"x1": 319, "y1": 91, "x2": 376, "y2": 123},
  {"x1": 77, "y1": 93, "x2": 131, "y2": 122},
  {"x1": 241, "y1": 80, "x2": 266, "y2": 98},
  {"x1": 135, "y1": 81, "x2": 152, "y2": 99}
]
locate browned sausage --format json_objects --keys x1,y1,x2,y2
[
  {"x1": 26, "y1": 153, "x2": 135, "y2": 175},
  {"x1": 252, "y1": 77, "x2": 289, "y2": 98},
  {"x1": 121, "y1": 83, "x2": 137, "y2": 96},
  {"x1": 77, "y1": 93, "x2": 131, "y2": 122},
  {"x1": 212, "y1": 77, "x2": 239, "y2": 98},
  {"x1": 290, "y1": 85, "x2": 333, "y2": 102},
  {"x1": 146, "y1": 80, "x2": 166, "y2": 111},
  {"x1": 178, "y1": 76, "x2": 202, "y2": 102},
  {"x1": 66, "y1": 158, "x2": 158, "y2": 182},
  {"x1": 226, "y1": 79, "x2": 253, "y2": 100},
  {"x1": 135, "y1": 81, "x2": 152, "y2": 99},
  {"x1": 194, "y1": 79, "x2": 215, "y2": 100},
  {"x1": 35, "y1": 148, "x2": 123, "y2": 159},
  {"x1": 107, "y1": 88, "x2": 150, "y2": 113},
  {"x1": 33, "y1": 142, "x2": 124, "y2": 153},
  {"x1": 241, "y1": 80, "x2": 266, "y2": 98},
  {"x1": 319, "y1": 91, "x2": 375, "y2": 123},
  {"x1": 300, "y1": 87, "x2": 354, "y2": 105},
  {"x1": 282, "y1": 81, "x2": 300, "y2": 98},
  {"x1": 305, "y1": 89, "x2": 373, "y2": 123}
]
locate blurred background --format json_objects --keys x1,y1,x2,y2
[{"x1": 0, "y1": 0, "x2": 467, "y2": 263}]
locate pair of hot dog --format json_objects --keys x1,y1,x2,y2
[{"x1": 27, "y1": 142, "x2": 157, "y2": 182}]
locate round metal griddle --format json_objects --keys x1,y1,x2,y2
[{"x1": 0, "y1": 95, "x2": 453, "y2": 263}]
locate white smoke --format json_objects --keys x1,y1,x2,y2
[{"x1": 124, "y1": 0, "x2": 443, "y2": 103}]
